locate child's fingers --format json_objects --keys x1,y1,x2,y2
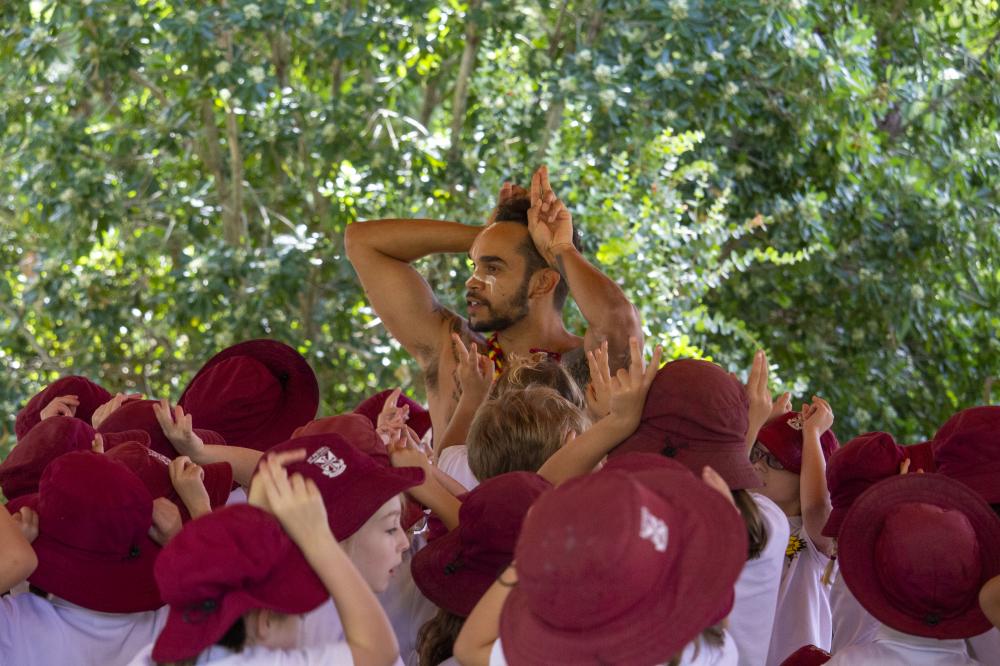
[
  {"x1": 264, "y1": 448, "x2": 308, "y2": 469},
  {"x1": 452, "y1": 333, "x2": 470, "y2": 364},
  {"x1": 899, "y1": 458, "x2": 911, "y2": 475},
  {"x1": 644, "y1": 346, "x2": 663, "y2": 386},
  {"x1": 92, "y1": 433, "x2": 105, "y2": 453}
]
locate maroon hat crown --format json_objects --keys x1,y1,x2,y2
[
  {"x1": 756, "y1": 411, "x2": 839, "y2": 474},
  {"x1": 822, "y1": 431, "x2": 905, "y2": 538},
  {"x1": 10, "y1": 450, "x2": 163, "y2": 612},
  {"x1": 0, "y1": 416, "x2": 150, "y2": 500},
  {"x1": 15, "y1": 375, "x2": 113, "y2": 439},
  {"x1": 291, "y1": 414, "x2": 426, "y2": 530},
  {"x1": 933, "y1": 408, "x2": 1000, "y2": 503},
  {"x1": 178, "y1": 339, "x2": 319, "y2": 450},
  {"x1": 412, "y1": 472, "x2": 551, "y2": 617},
  {"x1": 500, "y1": 467, "x2": 747, "y2": 665},
  {"x1": 353, "y1": 388, "x2": 433, "y2": 440},
  {"x1": 152, "y1": 504, "x2": 328, "y2": 662},
  {"x1": 610, "y1": 359, "x2": 760, "y2": 490},
  {"x1": 105, "y1": 441, "x2": 234, "y2": 522},
  {"x1": 838, "y1": 473, "x2": 1000, "y2": 639},
  {"x1": 263, "y1": 433, "x2": 424, "y2": 540},
  {"x1": 98, "y1": 399, "x2": 226, "y2": 459}
]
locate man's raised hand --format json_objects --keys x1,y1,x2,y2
[{"x1": 528, "y1": 165, "x2": 574, "y2": 264}]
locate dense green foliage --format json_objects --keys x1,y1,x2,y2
[{"x1": 2, "y1": 0, "x2": 998, "y2": 457}]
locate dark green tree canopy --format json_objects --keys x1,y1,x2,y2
[{"x1": 1, "y1": 0, "x2": 998, "y2": 457}]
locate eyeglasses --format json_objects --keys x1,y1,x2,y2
[{"x1": 750, "y1": 443, "x2": 785, "y2": 471}]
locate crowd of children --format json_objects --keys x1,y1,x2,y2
[{"x1": 2, "y1": 336, "x2": 999, "y2": 666}]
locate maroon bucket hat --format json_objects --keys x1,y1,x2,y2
[
  {"x1": 15, "y1": 375, "x2": 113, "y2": 439},
  {"x1": 838, "y1": 473, "x2": 1000, "y2": 639},
  {"x1": 0, "y1": 416, "x2": 150, "y2": 500},
  {"x1": 499, "y1": 466, "x2": 747, "y2": 665},
  {"x1": 935, "y1": 429, "x2": 1000, "y2": 503},
  {"x1": 756, "y1": 411, "x2": 840, "y2": 475},
  {"x1": 97, "y1": 399, "x2": 226, "y2": 460},
  {"x1": 105, "y1": 441, "x2": 233, "y2": 522},
  {"x1": 353, "y1": 389, "x2": 433, "y2": 440},
  {"x1": 610, "y1": 359, "x2": 761, "y2": 490},
  {"x1": 411, "y1": 472, "x2": 551, "y2": 617},
  {"x1": 932, "y1": 406, "x2": 1000, "y2": 447},
  {"x1": 822, "y1": 432, "x2": 905, "y2": 538},
  {"x1": 262, "y1": 433, "x2": 425, "y2": 540},
  {"x1": 904, "y1": 441, "x2": 936, "y2": 473},
  {"x1": 291, "y1": 414, "x2": 425, "y2": 530},
  {"x1": 151, "y1": 504, "x2": 328, "y2": 663},
  {"x1": 178, "y1": 339, "x2": 319, "y2": 450},
  {"x1": 7, "y1": 450, "x2": 163, "y2": 613},
  {"x1": 780, "y1": 645, "x2": 831, "y2": 666}
]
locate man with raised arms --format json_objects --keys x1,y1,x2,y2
[{"x1": 344, "y1": 165, "x2": 643, "y2": 446}]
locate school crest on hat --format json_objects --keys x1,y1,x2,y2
[{"x1": 307, "y1": 446, "x2": 347, "y2": 478}]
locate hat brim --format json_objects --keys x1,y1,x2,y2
[
  {"x1": 838, "y1": 474, "x2": 1000, "y2": 639},
  {"x1": 179, "y1": 339, "x2": 319, "y2": 450},
  {"x1": 613, "y1": 429, "x2": 761, "y2": 490},
  {"x1": 15, "y1": 494, "x2": 163, "y2": 613},
  {"x1": 499, "y1": 468, "x2": 748, "y2": 665},
  {"x1": 152, "y1": 561, "x2": 327, "y2": 662},
  {"x1": 942, "y1": 466, "x2": 1000, "y2": 504},
  {"x1": 411, "y1": 526, "x2": 498, "y2": 618}
]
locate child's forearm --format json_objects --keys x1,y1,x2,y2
[
  {"x1": 800, "y1": 430, "x2": 834, "y2": 556},
  {"x1": 193, "y1": 445, "x2": 264, "y2": 488},
  {"x1": 436, "y1": 395, "x2": 484, "y2": 456},
  {"x1": 431, "y1": 465, "x2": 469, "y2": 496},
  {"x1": 303, "y1": 534, "x2": 400, "y2": 666},
  {"x1": 538, "y1": 415, "x2": 635, "y2": 486},
  {"x1": 0, "y1": 507, "x2": 37, "y2": 594},
  {"x1": 407, "y1": 476, "x2": 461, "y2": 531},
  {"x1": 454, "y1": 565, "x2": 517, "y2": 666}
]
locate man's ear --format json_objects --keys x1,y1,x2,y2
[{"x1": 528, "y1": 268, "x2": 561, "y2": 300}]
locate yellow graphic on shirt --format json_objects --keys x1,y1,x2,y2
[{"x1": 786, "y1": 534, "x2": 806, "y2": 562}]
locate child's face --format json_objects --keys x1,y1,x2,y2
[
  {"x1": 342, "y1": 496, "x2": 410, "y2": 593},
  {"x1": 750, "y1": 443, "x2": 800, "y2": 512}
]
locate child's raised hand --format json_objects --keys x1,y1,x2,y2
[
  {"x1": 153, "y1": 399, "x2": 205, "y2": 458},
  {"x1": 586, "y1": 340, "x2": 612, "y2": 419},
  {"x1": 39, "y1": 395, "x2": 80, "y2": 420},
  {"x1": 607, "y1": 338, "x2": 662, "y2": 428},
  {"x1": 802, "y1": 396, "x2": 834, "y2": 435},
  {"x1": 745, "y1": 350, "x2": 789, "y2": 429},
  {"x1": 376, "y1": 388, "x2": 410, "y2": 440},
  {"x1": 453, "y1": 334, "x2": 495, "y2": 405},
  {"x1": 169, "y1": 456, "x2": 211, "y2": 517},
  {"x1": 256, "y1": 453, "x2": 332, "y2": 549},
  {"x1": 149, "y1": 497, "x2": 183, "y2": 546},
  {"x1": 247, "y1": 449, "x2": 308, "y2": 512},
  {"x1": 387, "y1": 427, "x2": 432, "y2": 473},
  {"x1": 12, "y1": 507, "x2": 39, "y2": 544},
  {"x1": 90, "y1": 392, "x2": 143, "y2": 430}
]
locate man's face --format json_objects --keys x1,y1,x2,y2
[{"x1": 466, "y1": 223, "x2": 533, "y2": 332}]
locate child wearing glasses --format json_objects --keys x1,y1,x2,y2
[{"x1": 750, "y1": 396, "x2": 839, "y2": 665}]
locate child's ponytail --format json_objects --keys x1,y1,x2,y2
[{"x1": 732, "y1": 489, "x2": 769, "y2": 560}]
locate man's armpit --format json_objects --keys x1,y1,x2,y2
[{"x1": 561, "y1": 347, "x2": 591, "y2": 393}]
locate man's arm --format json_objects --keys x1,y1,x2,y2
[
  {"x1": 344, "y1": 218, "x2": 480, "y2": 366},
  {"x1": 528, "y1": 166, "x2": 643, "y2": 369}
]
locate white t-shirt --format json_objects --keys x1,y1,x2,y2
[
  {"x1": 829, "y1": 568, "x2": 878, "y2": 653},
  {"x1": 765, "y1": 516, "x2": 834, "y2": 666},
  {"x1": 227, "y1": 486, "x2": 248, "y2": 505},
  {"x1": 966, "y1": 628, "x2": 1000, "y2": 666},
  {"x1": 488, "y1": 630, "x2": 739, "y2": 666},
  {"x1": 826, "y1": 624, "x2": 979, "y2": 665},
  {"x1": 437, "y1": 445, "x2": 479, "y2": 491},
  {"x1": 127, "y1": 641, "x2": 355, "y2": 665},
  {"x1": 0, "y1": 593, "x2": 167, "y2": 666},
  {"x1": 729, "y1": 492, "x2": 789, "y2": 666}
]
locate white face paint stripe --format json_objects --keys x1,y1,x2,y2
[{"x1": 482, "y1": 274, "x2": 497, "y2": 293}]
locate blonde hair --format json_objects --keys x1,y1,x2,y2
[
  {"x1": 491, "y1": 352, "x2": 586, "y2": 410},
  {"x1": 468, "y1": 386, "x2": 590, "y2": 481}
]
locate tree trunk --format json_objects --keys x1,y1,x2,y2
[{"x1": 449, "y1": 0, "x2": 482, "y2": 158}]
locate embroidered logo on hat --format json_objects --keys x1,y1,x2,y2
[
  {"x1": 639, "y1": 506, "x2": 669, "y2": 552},
  {"x1": 787, "y1": 413, "x2": 806, "y2": 431},
  {"x1": 307, "y1": 446, "x2": 347, "y2": 478}
]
